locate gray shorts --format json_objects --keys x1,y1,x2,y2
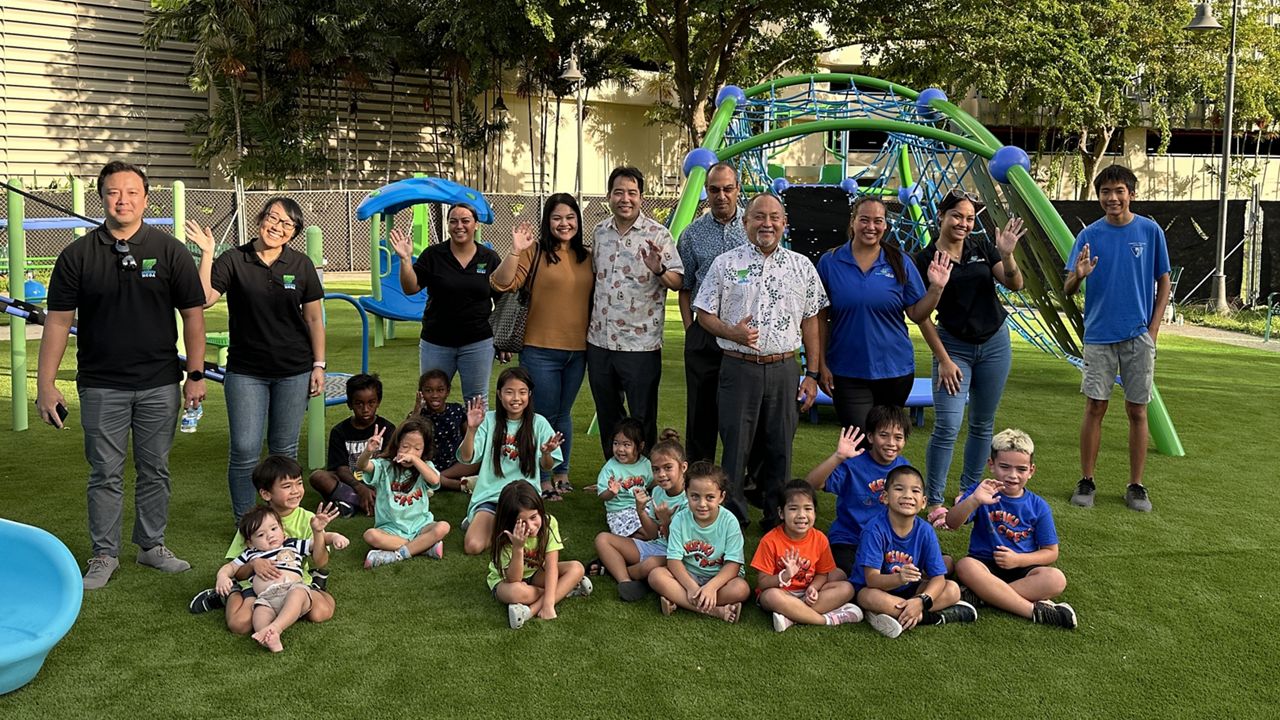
[{"x1": 1081, "y1": 334, "x2": 1156, "y2": 404}]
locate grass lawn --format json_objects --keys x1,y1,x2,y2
[{"x1": 2, "y1": 282, "x2": 1278, "y2": 718}]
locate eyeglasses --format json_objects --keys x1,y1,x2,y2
[
  {"x1": 706, "y1": 184, "x2": 738, "y2": 195},
  {"x1": 112, "y1": 240, "x2": 137, "y2": 271},
  {"x1": 262, "y1": 214, "x2": 297, "y2": 232}
]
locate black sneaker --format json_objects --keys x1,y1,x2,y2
[
  {"x1": 923, "y1": 600, "x2": 978, "y2": 626},
  {"x1": 1070, "y1": 477, "x2": 1097, "y2": 508},
  {"x1": 310, "y1": 569, "x2": 330, "y2": 592},
  {"x1": 1032, "y1": 600, "x2": 1078, "y2": 629},
  {"x1": 333, "y1": 501, "x2": 356, "y2": 518},
  {"x1": 959, "y1": 585, "x2": 985, "y2": 609},
  {"x1": 188, "y1": 587, "x2": 225, "y2": 614},
  {"x1": 1125, "y1": 484, "x2": 1153, "y2": 512}
]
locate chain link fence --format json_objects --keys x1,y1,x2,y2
[{"x1": 2, "y1": 188, "x2": 689, "y2": 280}]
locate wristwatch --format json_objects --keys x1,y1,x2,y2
[
  {"x1": 186, "y1": 370, "x2": 204, "y2": 382},
  {"x1": 917, "y1": 593, "x2": 934, "y2": 611},
  {"x1": 804, "y1": 369, "x2": 819, "y2": 380},
  {"x1": 313, "y1": 361, "x2": 327, "y2": 369}
]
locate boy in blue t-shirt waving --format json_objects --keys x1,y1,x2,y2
[
  {"x1": 1063, "y1": 164, "x2": 1170, "y2": 512},
  {"x1": 945, "y1": 429, "x2": 1076, "y2": 629}
]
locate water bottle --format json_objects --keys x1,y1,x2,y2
[{"x1": 180, "y1": 403, "x2": 203, "y2": 434}]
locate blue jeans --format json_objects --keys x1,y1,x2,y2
[
  {"x1": 224, "y1": 371, "x2": 311, "y2": 520},
  {"x1": 925, "y1": 324, "x2": 1012, "y2": 505},
  {"x1": 419, "y1": 338, "x2": 493, "y2": 403},
  {"x1": 520, "y1": 346, "x2": 587, "y2": 479}
]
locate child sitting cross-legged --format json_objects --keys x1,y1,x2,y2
[
  {"x1": 752, "y1": 480, "x2": 860, "y2": 632},
  {"x1": 647, "y1": 462, "x2": 751, "y2": 623},
  {"x1": 308, "y1": 373, "x2": 396, "y2": 517},
  {"x1": 855, "y1": 465, "x2": 977, "y2": 638},
  {"x1": 594, "y1": 417, "x2": 653, "y2": 537},
  {"x1": 357, "y1": 418, "x2": 451, "y2": 568},
  {"x1": 944, "y1": 429, "x2": 1077, "y2": 629},
  {"x1": 214, "y1": 504, "x2": 338, "y2": 652}
]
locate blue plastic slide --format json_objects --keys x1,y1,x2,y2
[{"x1": 0, "y1": 518, "x2": 82, "y2": 695}]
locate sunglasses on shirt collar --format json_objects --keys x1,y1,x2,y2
[{"x1": 112, "y1": 239, "x2": 138, "y2": 272}]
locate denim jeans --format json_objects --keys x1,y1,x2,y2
[
  {"x1": 925, "y1": 323, "x2": 1013, "y2": 505},
  {"x1": 224, "y1": 371, "x2": 311, "y2": 520},
  {"x1": 419, "y1": 338, "x2": 494, "y2": 403},
  {"x1": 80, "y1": 384, "x2": 181, "y2": 557},
  {"x1": 519, "y1": 346, "x2": 587, "y2": 479}
]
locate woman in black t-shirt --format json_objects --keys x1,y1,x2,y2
[
  {"x1": 187, "y1": 197, "x2": 324, "y2": 520},
  {"x1": 390, "y1": 204, "x2": 502, "y2": 403},
  {"x1": 914, "y1": 190, "x2": 1026, "y2": 519}
]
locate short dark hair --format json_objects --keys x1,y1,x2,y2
[
  {"x1": 237, "y1": 505, "x2": 282, "y2": 542},
  {"x1": 255, "y1": 197, "x2": 305, "y2": 240},
  {"x1": 608, "y1": 166, "x2": 645, "y2": 195},
  {"x1": 1093, "y1": 164, "x2": 1138, "y2": 195},
  {"x1": 886, "y1": 464, "x2": 924, "y2": 488},
  {"x1": 448, "y1": 203, "x2": 479, "y2": 222},
  {"x1": 781, "y1": 479, "x2": 817, "y2": 507},
  {"x1": 251, "y1": 455, "x2": 303, "y2": 492},
  {"x1": 97, "y1": 160, "x2": 149, "y2": 196},
  {"x1": 346, "y1": 373, "x2": 383, "y2": 403},
  {"x1": 865, "y1": 405, "x2": 911, "y2": 440},
  {"x1": 707, "y1": 162, "x2": 739, "y2": 184},
  {"x1": 418, "y1": 369, "x2": 450, "y2": 391}
]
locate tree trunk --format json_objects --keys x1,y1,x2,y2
[{"x1": 1077, "y1": 126, "x2": 1115, "y2": 201}]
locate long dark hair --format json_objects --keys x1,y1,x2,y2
[
  {"x1": 849, "y1": 195, "x2": 907, "y2": 286},
  {"x1": 491, "y1": 367, "x2": 538, "y2": 478},
  {"x1": 489, "y1": 481, "x2": 550, "y2": 572},
  {"x1": 539, "y1": 193, "x2": 589, "y2": 264}
]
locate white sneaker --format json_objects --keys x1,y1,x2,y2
[
  {"x1": 827, "y1": 602, "x2": 864, "y2": 625},
  {"x1": 425, "y1": 542, "x2": 444, "y2": 560},
  {"x1": 508, "y1": 603, "x2": 533, "y2": 629},
  {"x1": 867, "y1": 611, "x2": 904, "y2": 638},
  {"x1": 772, "y1": 612, "x2": 794, "y2": 633},
  {"x1": 567, "y1": 576, "x2": 593, "y2": 598}
]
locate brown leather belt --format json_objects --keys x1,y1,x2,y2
[{"x1": 722, "y1": 350, "x2": 796, "y2": 364}]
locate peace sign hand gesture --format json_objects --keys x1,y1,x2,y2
[
  {"x1": 995, "y1": 216, "x2": 1026, "y2": 258},
  {"x1": 366, "y1": 424, "x2": 387, "y2": 454},
  {"x1": 541, "y1": 432, "x2": 565, "y2": 456}
]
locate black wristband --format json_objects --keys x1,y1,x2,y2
[
  {"x1": 917, "y1": 593, "x2": 934, "y2": 611},
  {"x1": 186, "y1": 370, "x2": 204, "y2": 382},
  {"x1": 804, "y1": 370, "x2": 819, "y2": 380}
]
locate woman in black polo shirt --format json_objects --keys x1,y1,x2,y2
[
  {"x1": 915, "y1": 190, "x2": 1025, "y2": 517},
  {"x1": 187, "y1": 198, "x2": 324, "y2": 520},
  {"x1": 390, "y1": 204, "x2": 502, "y2": 403}
]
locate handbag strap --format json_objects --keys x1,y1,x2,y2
[{"x1": 521, "y1": 244, "x2": 542, "y2": 292}]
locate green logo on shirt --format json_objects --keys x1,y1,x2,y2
[
  {"x1": 282, "y1": 273, "x2": 297, "y2": 290},
  {"x1": 735, "y1": 268, "x2": 750, "y2": 284},
  {"x1": 477, "y1": 263, "x2": 488, "y2": 273},
  {"x1": 141, "y1": 258, "x2": 157, "y2": 278}
]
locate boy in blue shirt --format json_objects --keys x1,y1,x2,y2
[
  {"x1": 854, "y1": 465, "x2": 976, "y2": 638},
  {"x1": 945, "y1": 429, "x2": 1076, "y2": 629},
  {"x1": 1063, "y1": 165, "x2": 1170, "y2": 512},
  {"x1": 804, "y1": 406, "x2": 911, "y2": 578}
]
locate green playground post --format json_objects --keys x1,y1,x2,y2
[
  {"x1": 412, "y1": 172, "x2": 429, "y2": 255},
  {"x1": 305, "y1": 225, "x2": 326, "y2": 470},
  {"x1": 896, "y1": 145, "x2": 930, "y2": 247},
  {"x1": 71, "y1": 178, "x2": 85, "y2": 238},
  {"x1": 669, "y1": 90, "x2": 739, "y2": 241},
  {"x1": 8, "y1": 179, "x2": 29, "y2": 431},
  {"x1": 369, "y1": 213, "x2": 385, "y2": 347}
]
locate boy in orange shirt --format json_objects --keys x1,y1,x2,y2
[{"x1": 751, "y1": 480, "x2": 861, "y2": 632}]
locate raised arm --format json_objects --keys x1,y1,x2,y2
[{"x1": 390, "y1": 229, "x2": 422, "y2": 294}]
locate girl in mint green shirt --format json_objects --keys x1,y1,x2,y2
[
  {"x1": 458, "y1": 368, "x2": 563, "y2": 556},
  {"x1": 356, "y1": 418, "x2": 451, "y2": 569},
  {"x1": 647, "y1": 461, "x2": 750, "y2": 623}
]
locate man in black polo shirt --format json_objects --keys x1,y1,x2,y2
[{"x1": 37, "y1": 160, "x2": 208, "y2": 590}]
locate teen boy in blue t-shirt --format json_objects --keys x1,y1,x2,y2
[{"x1": 1063, "y1": 164, "x2": 1170, "y2": 513}]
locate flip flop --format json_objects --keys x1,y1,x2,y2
[
  {"x1": 585, "y1": 558, "x2": 608, "y2": 576},
  {"x1": 555, "y1": 478, "x2": 575, "y2": 494},
  {"x1": 541, "y1": 486, "x2": 563, "y2": 502},
  {"x1": 660, "y1": 597, "x2": 677, "y2": 616}
]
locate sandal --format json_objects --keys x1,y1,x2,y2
[
  {"x1": 555, "y1": 478, "x2": 574, "y2": 495},
  {"x1": 585, "y1": 558, "x2": 608, "y2": 577},
  {"x1": 541, "y1": 485, "x2": 563, "y2": 502}
]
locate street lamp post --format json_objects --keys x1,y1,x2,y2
[
  {"x1": 559, "y1": 54, "x2": 586, "y2": 200},
  {"x1": 1186, "y1": 0, "x2": 1239, "y2": 314}
]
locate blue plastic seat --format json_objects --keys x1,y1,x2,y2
[
  {"x1": 358, "y1": 252, "x2": 427, "y2": 323},
  {"x1": 807, "y1": 377, "x2": 940, "y2": 426},
  {"x1": 0, "y1": 519, "x2": 82, "y2": 695}
]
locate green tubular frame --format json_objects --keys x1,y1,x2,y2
[{"x1": 669, "y1": 73, "x2": 1184, "y2": 457}]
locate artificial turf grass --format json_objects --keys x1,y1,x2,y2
[{"x1": 2, "y1": 286, "x2": 1279, "y2": 717}]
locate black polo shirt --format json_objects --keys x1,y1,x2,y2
[
  {"x1": 914, "y1": 237, "x2": 1008, "y2": 344},
  {"x1": 412, "y1": 241, "x2": 502, "y2": 347},
  {"x1": 47, "y1": 224, "x2": 205, "y2": 390},
  {"x1": 210, "y1": 243, "x2": 324, "y2": 377}
]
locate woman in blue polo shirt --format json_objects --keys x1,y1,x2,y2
[
  {"x1": 817, "y1": 196, "x2": 950, "y2": 435},
  {"x1": 914, "y1": 191, "x2": 1025, "y2": 515},
  {"x1": 187, "y1": 197, "x2": 325, "y2": 520},
  {"x1": 390, "y1": 204, "x2": 503, "y2": 403}
]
